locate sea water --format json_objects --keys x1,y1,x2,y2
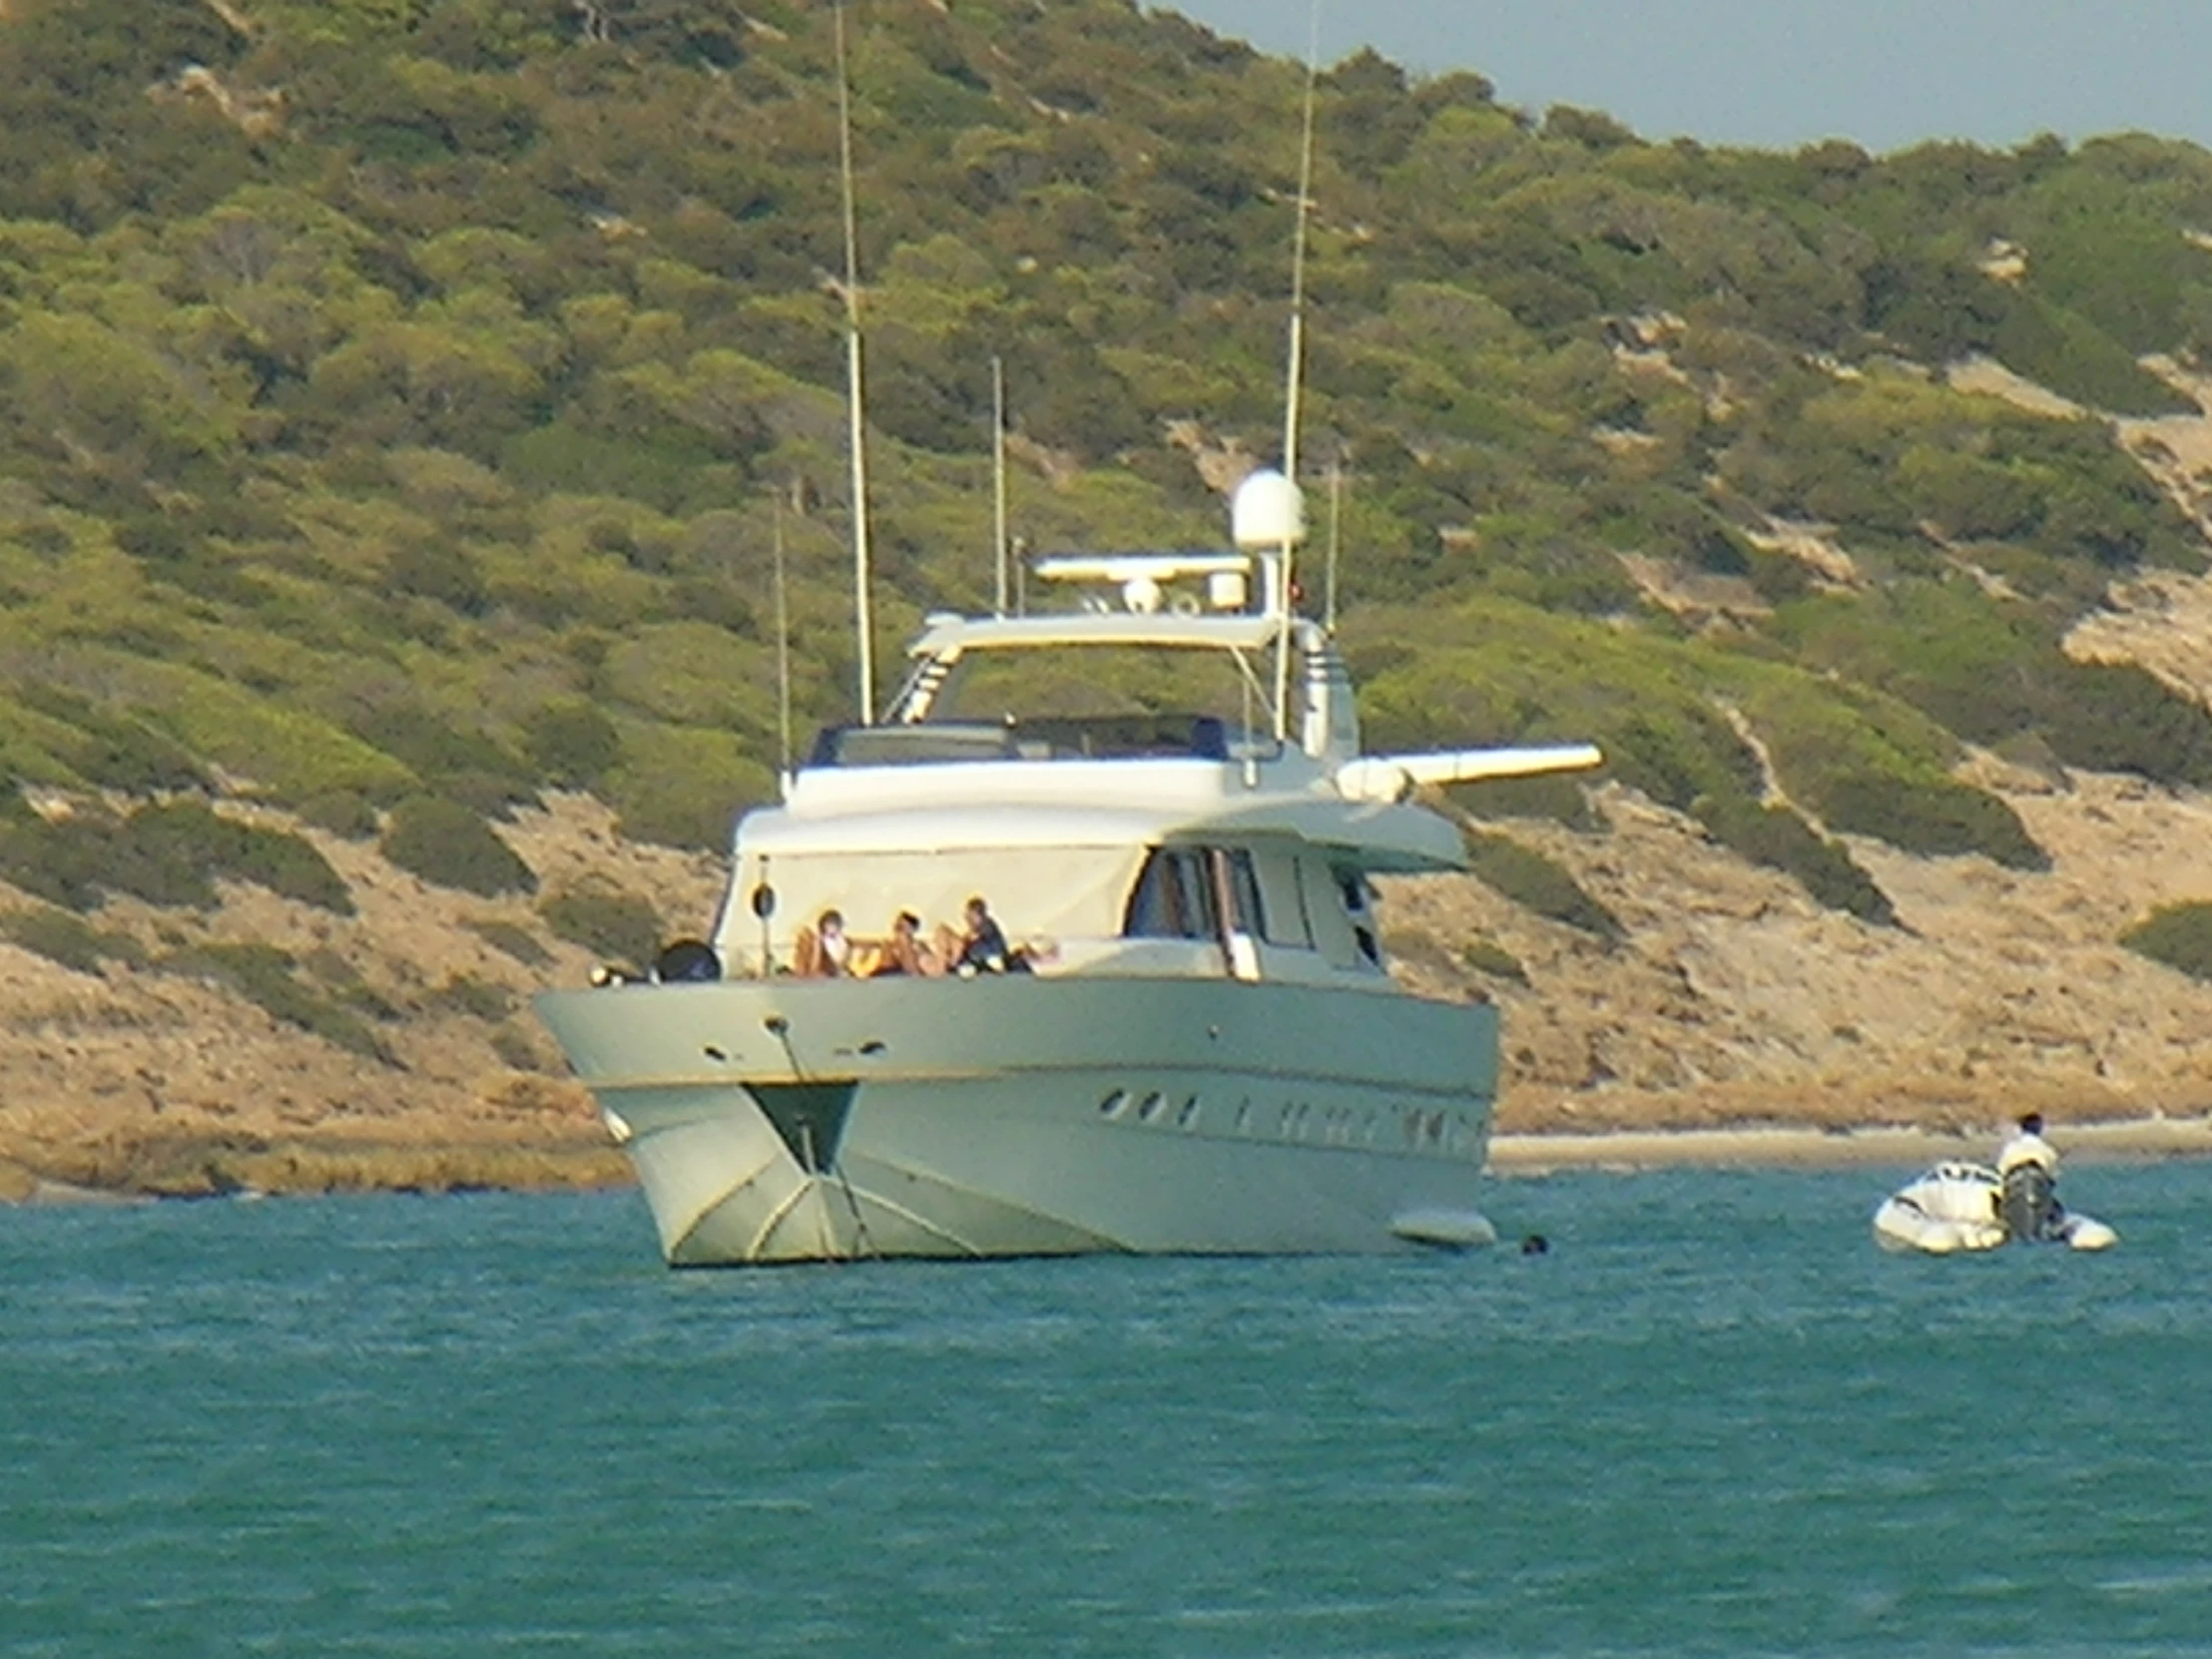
[{"x1": 4, "y1": 1163, "x2": 2211, "y2": 1658}]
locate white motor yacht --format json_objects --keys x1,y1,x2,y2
[{"x1": 536, "y1": 474, "x2": 1600, "y2": 1265}]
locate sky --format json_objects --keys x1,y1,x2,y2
[{"x1": 1162, "y1": 1, "x2": 2212, "y2": 156}]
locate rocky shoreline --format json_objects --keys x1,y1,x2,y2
[
  {"x1": 0, "y1": 1124, "x2": 628, "y2": 1205},
  {"x1": 1489, "y1": 1114, "x2": 2212, "y2": 1174},
  {"x1": 8, "y1": 1099, "x2": 2209, "y2": 1207}
]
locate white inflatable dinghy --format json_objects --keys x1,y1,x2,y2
[{"x1": 1873, "y1": 1161, "x2": 2116, "y2": 1254}]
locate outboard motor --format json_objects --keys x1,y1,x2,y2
[{"x1": 1998, "y1": 1162, "x2": 2059, "y2": 1243}]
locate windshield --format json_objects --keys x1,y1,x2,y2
[{"x1": 926, "y1": 644, "x2": 1271, "y2": 734}]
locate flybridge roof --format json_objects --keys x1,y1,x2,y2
[
  {"x1": 744, "y1": 788, "x2": 1467, "y2": 871},
  {"x1": 905, "y1": 611, "x2": 1289, "y2": 656}
]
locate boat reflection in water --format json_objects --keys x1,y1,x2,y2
[{"x1": 536, "y1": 474, "x2": 1601, "y2": 1265}]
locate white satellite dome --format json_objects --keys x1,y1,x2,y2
[{"x1": 1231, "y1": 468, "x2": 1307, "y2": 551}]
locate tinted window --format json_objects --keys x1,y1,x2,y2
[
  {"x1": 1227, "y1": 848, "x2": 1265, "y2": 938},
  {"x1": 1124, "y1": 849, "x2": 1217, "y2": 939}
]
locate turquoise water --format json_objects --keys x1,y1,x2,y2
[{"x1": 5, "y1": 1164, "x2": 2211, "y2": 1657}]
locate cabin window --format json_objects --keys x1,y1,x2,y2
[
  {"x1": 1225, "y1": 849, "x2": 1266, "y2": 939},
  {"x1": 1334, "y1": 865, "x2": 1382, "y2": 967},
  {"x1": 1255, "y1": 851, "x2": 1313, "y2": 948},
  {"x1": 1124, "y1": 849, "x2": 1218, "y2": 939}
]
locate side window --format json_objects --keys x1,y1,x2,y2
[
  {"x1": 1226, "y1": 848, "x2": 1266, "y2": 938},
  {"x1": 1255, "y1": 849, "x2": 1312, "y2": 947},
  {"x1": 1172, "y1": 850, "x2": 1218, "y2": 938},
  {"x1": 1125, "y1": 850, "x2": 1179, "y2": 936},
  {"x1": 1335, "y1": 865, "x2": 1382, "y2": 967},
  {"x1": 1124, "y1": 849, "x2": 1217, "y2": 939}
]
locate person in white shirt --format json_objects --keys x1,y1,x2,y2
[
  {"x1": 1995, "y1": 1112, "x2": 2058, "y2": 1179},
  {"x1": 1994, "y1": 1111, "x2": 2061, "y2": 1240}
]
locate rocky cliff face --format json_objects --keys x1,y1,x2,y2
[
  {"x1": 1387, "y1": 745, "x2": 2212, "y2": 1137},
  {"x1": 0, "y1": 796, "x2": 724, "y2": 1198}
]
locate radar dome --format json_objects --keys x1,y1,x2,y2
[{"x1": 1231, "y1": 469, "x2": 1306, "y2": 551}]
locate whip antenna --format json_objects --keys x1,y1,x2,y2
[
  {"x1": 992, "y1": 354, "x2": 1009, "y2": 617},
  {"x1": 1326, "y1": 447, "x2": 1345, "y2": 634},
  {"x1": 1272, "y1": 0, "x2": 1323, "y2": 742},
  {"x1": 834, "y1": 1, "x2": 876, "y2": 723},
  {"x1": 773, "y1": 491, "x2": 794, "y2": 794},
  {"x1": 1281, "y1": 0, "x2": 1321, "y2": 487}
]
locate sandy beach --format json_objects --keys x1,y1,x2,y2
[{"x1": 8, "y1": 1113, "x2": 2211, "y2": 1207}]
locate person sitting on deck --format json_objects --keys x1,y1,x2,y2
[
  {"x1": 950, "y1": 894, "x2": 1029, "y2": 976},
  {"x1": 793, "y1": 908, "x2": 852, "y2": 977},
  {"x1": 867, "y1": 910, "x2": 943, "y2": 978}
]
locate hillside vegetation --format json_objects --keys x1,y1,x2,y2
[{"x1": 4, "y1": 0, "x2": 2212, "y2": 1173}]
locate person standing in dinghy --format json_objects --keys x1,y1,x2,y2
[{"x1": 1994, "y1": 1112, "x2": 2064, "y2": 1242}]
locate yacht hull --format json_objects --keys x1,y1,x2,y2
[{"x1": 535, "y1": 975, "x2": 1498, "y2": 1265}]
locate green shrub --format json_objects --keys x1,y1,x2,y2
[
  {"x1": 0, "y1": 801, "x2": 337, "y2": 911},
  {"x1": 601, "y1": 725, "x2": 772, "y2": 851},
  {"x1": 521, "y1": 700, "x2": 623, "y2": 788},
  {"x1": 136, "y1": 665, "x2": 418, "y2": 802},
  {"x1": 540, "y1": 882, "x2": 662, "y2": 969},
  {"x1": 9, "y1": 684, "x2": 207, "y2": 794},
  {"x1": 1744, "y1": 545, "x2": 1814, "y2": 605},
  {"x1": 1815, "y1": 773, "x2": 2048, "y2": 870},
  {"x1": 381, "y1": 796, "x2": 538, "y2": 897},
  {"x1": 0, "y1": 904, "x2": 146, "y2": 974},
  {"x1": 1695, "y1": 795, "x2": 1897, "y2": 925},
  {"x1": 1460, "y1": 936, "x2": 1527, "y2": 981},
  {"x1": 2120, "y1": 902, "x2": 2212, "y2": 982},
  {"x1": 1448, "y1": 773, "x2": 1603, "y2": 831},
  {"x1": 221, "y1": 813, "x2": 353, "y2": 914},
  {"x1": 425, "y1": 973, "x2": 516, "y2": 1020},
  {"x1": 295, "y1": 790, "x2": 381, "y2": 839},
  {"x1": 0, "y1": 807, "x2": 166, "y2": 911},
  {"x1": 129, "y1": 802, "x2": 355, "y2": 915},
  {"x1": 466, "y1": 917, "x2": 554, "y2": 966},
  {"x1": 2041, "y1": 661, "x2": 2212, "y2": 789},
  {"x1": 1463, "y1": 830, "x2": 1624, "y2": 940},
  {"x1": 346, "y1": 702, "x2": 533, "y2": 793},
  {"x1": 384, "y1": 538, "x2": 490, "y2": 617},
  {"x1": 490, "y1": 1023, "x2": 556, "y2": 1072},
  {"x1": 1991, "y1": 293, "x2": 2194, "y2": 417},
  {"x1": 161, "y1": 942, "x2": 392, "y2": 1061},
  {"x1": 436, "y1": 769, "x2": 542, "y2": 823},
  {"x1": 1603, "y1": 706, "x2": 1765, "y2": 815}
]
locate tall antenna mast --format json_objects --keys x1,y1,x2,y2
[
  {"x1": 1273, "y1": 1, "x2": 1323, "y2": 742},
  {"x1": 1325, "y1": 448, "x2": 1344, "y2": 634},
  {"x1": 834, "y1": 1, "x2": 876, "y2": 724},
  {"x1": 773, "y1": 492, "x2": 794, "y2": 794},
  {"x1": 1281, "y1": 0, "x2": 1322, "y2": 487},
  {"x1": 991, "y1": 354, "x2": 1009, "y2": 617}
]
